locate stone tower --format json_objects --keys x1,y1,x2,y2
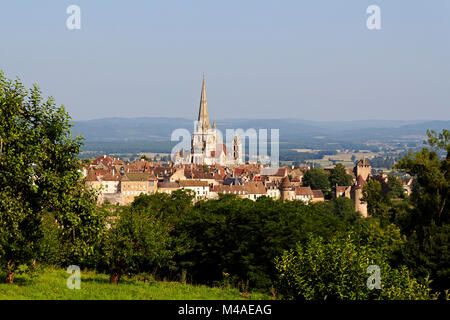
[
  {"x1": 232, "y1": 134, "x2": 243, "y2": 164},
  {"x1": 352, "y1": 175, "x2": 368, "y2": 217},
  {"x1": 280, "y1": 176, "x2": 294, "y2": 201},
  {"x1": 197, "y1": 74, "x2": 211, "y2": 131},
  {"x1": 354, "y1": 157, "x2": 371, "y2": 181}
]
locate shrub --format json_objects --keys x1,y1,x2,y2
[{"x1": 275, "y1": 232, "x2": 436, "y2": 300}]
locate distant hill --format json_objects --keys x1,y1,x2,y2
[{"x1": 72, "y1": 117, "x2": 449, "y2": 144}]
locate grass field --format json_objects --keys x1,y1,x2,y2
[{"x1": 0, "y1": 268, "x2": 270, "y2": 300}]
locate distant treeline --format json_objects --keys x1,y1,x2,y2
[
  {"x1": 369, "y1": 156, "x2": 396, "y2": 169},
  {"x1": 80, "y1": 140, "x2": 174, "y2": 158},
  {"x1": 280, "y1": 150, "x2": 337, "y2": 165},
  {"x1": 79, "y1": 140, "x2": 412, "y2": 168}
]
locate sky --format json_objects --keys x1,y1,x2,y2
[{"x1": 0, "y1": 0, "x2": 449, "y2": 122}]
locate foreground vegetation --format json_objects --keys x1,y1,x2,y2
[{"x1": 0, "y1": 267, "x2": 269, "y2": 300}]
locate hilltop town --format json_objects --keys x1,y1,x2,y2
[
  {"x1": 82, "y1": 78, "x2": 413, "y2": 217},
  {"x1": 85, "y1": 152, "x2": 416, "y2": 218}
]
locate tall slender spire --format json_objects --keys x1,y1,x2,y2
[{"x1": 198, "y1": 74, "x2": 211, "y2": 131}]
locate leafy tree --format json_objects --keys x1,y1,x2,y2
[
  {"x1": 130, "y1": 189, "x2": 194, "y2": 224},
  {"x1": 356, "y1": 218, "x2": 406, "y2": 261},
  {"x1": 327, "y1": 197, "x2": 359, "y2": 223},
  {"x1": 329, "y1": 163, "x2": 354, "y2": 188},
  {"x1": 399, "y1": 223, "x2": 450, "y2": 291},
  {"x1": 395, "y1": 129, "x2": 449, "y2": 226},
  {"x1": 0, "y1": 72, "x2": 103, "y2": 283},
  {"x1": 361, "y1": 180, "x2": 391, "y2": 223},
  {"x1": 302, "y1": 168, "x2": 330, "y2": 194},
  {"x1": 386, "y1": 174, "x2": 404, "y2": 199},
  {"x1": 98, "y1": 207, "x2": 173, "y2": 285}
]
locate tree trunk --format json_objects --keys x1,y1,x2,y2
[
  {"x1": 181, "y1": 269, "x2": 187, "y2": 284},
  {"x1": 109, "y1": 271, "x2": 121, "y2": 285},
  {"x1": 5, "y1": 271, "x2": 15, "y2": 284}
]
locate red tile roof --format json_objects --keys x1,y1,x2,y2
[
  {"x1": 355, "y1": 175, "x2": 367, "y2": 188},
  {"x1": 295, "y1": 186, "x2": 314, "y2": 196},
  {"x1": 312, "y1": 190, "x2": 324, "y2": 199}
]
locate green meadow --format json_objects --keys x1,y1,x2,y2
[{"x1": 0, "y1": 267, "x2": 270, "y2": 300}]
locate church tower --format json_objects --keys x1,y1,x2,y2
[
  {"x1": 191, "y1": 75, "x2": 215, "y2": 164},
  {"x1": 232, "y1": 134, "x2": 243, "y2": 164},
  {"x1": 197, "y1": 75, "x2": 211, "y2": 132},
  {"x1": 188, "y1": 75, "x2": 242, "y2": 166}
]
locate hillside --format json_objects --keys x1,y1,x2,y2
[
  {"x1": 72, "y1": 117, "x2": 449, "y2": 156},
  {"x1": 72, "y1": 117, "x2": 449, "y2": 143}
]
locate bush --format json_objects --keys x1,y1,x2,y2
[{"x1": 275, "y1": 232, "x2": 436, "y2": 300}]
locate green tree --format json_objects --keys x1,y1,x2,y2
[
  {"x1": 361, "y1": 180, "x2": 391, "y2": 223},
  {"x1": 99, "y1": 207, "x2": 173, "y2": 285},
  {"x1": 327, "y1": 197, "x2": 358, "y2": 223},
  {"x1": 0, "y1": 72, "x2": 103, "y2": 283},
  {"x1": 329, "y1": 163, "x2": 354, "y2": 188},
  {"x1": 130, "y1": 189, "x2": 194, "y2": 224},
  {"x1": 356, "y1": 218, "x2": 406, "y2": 261},
  {"x1": 395, "y1": 129, "x2": 449, "y2": 226},
  {"x1": 386, "y1": 174, "x2": 404, "y2": 199},
  {"x1": 302, "y1": 168, "x2": 330, "y2": 195}
]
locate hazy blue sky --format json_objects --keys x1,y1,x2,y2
[{"x1": 0, "y1": 1, "x2": 449, "y2": 121}]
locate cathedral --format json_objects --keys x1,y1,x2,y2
[{"x1": 175, "y1": 76, "x2": 243, "y2": 166}]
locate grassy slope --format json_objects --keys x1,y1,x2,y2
[{"x1": 0, "y1": 268, "x2": 269, "y2": 300}]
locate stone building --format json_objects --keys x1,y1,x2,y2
[
  {"x1": 295, "y1": 186, "x2": 314, "y2": 203},
  {"x1": 120, "y1": 173, "x2": 158, "y2": 205},
  {"x1": 330, "y1": 158, "x2": 372, "y2": 217},
  {"x1": 280, "y1": 176, "x2": 295, "y2": 201},
  {"x1": 157, "y1": 181, "x2": 180, "y2": 194},
  {"x1": 266, "y1": 182, "x2": 281, "y2": 199},
  {"x1": 311, "y1": 190, "x2": 325, "y2": 202},
  {"x1": 354, "y1": 157, "x2": 371, "y2": 181},
  {"x1": 179, "y1": 179, "x2": 210, "y2": 200}
]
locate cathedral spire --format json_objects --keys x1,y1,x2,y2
[{"x1": 198, "y1": 75, "x2": 211, "y2": 131}]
